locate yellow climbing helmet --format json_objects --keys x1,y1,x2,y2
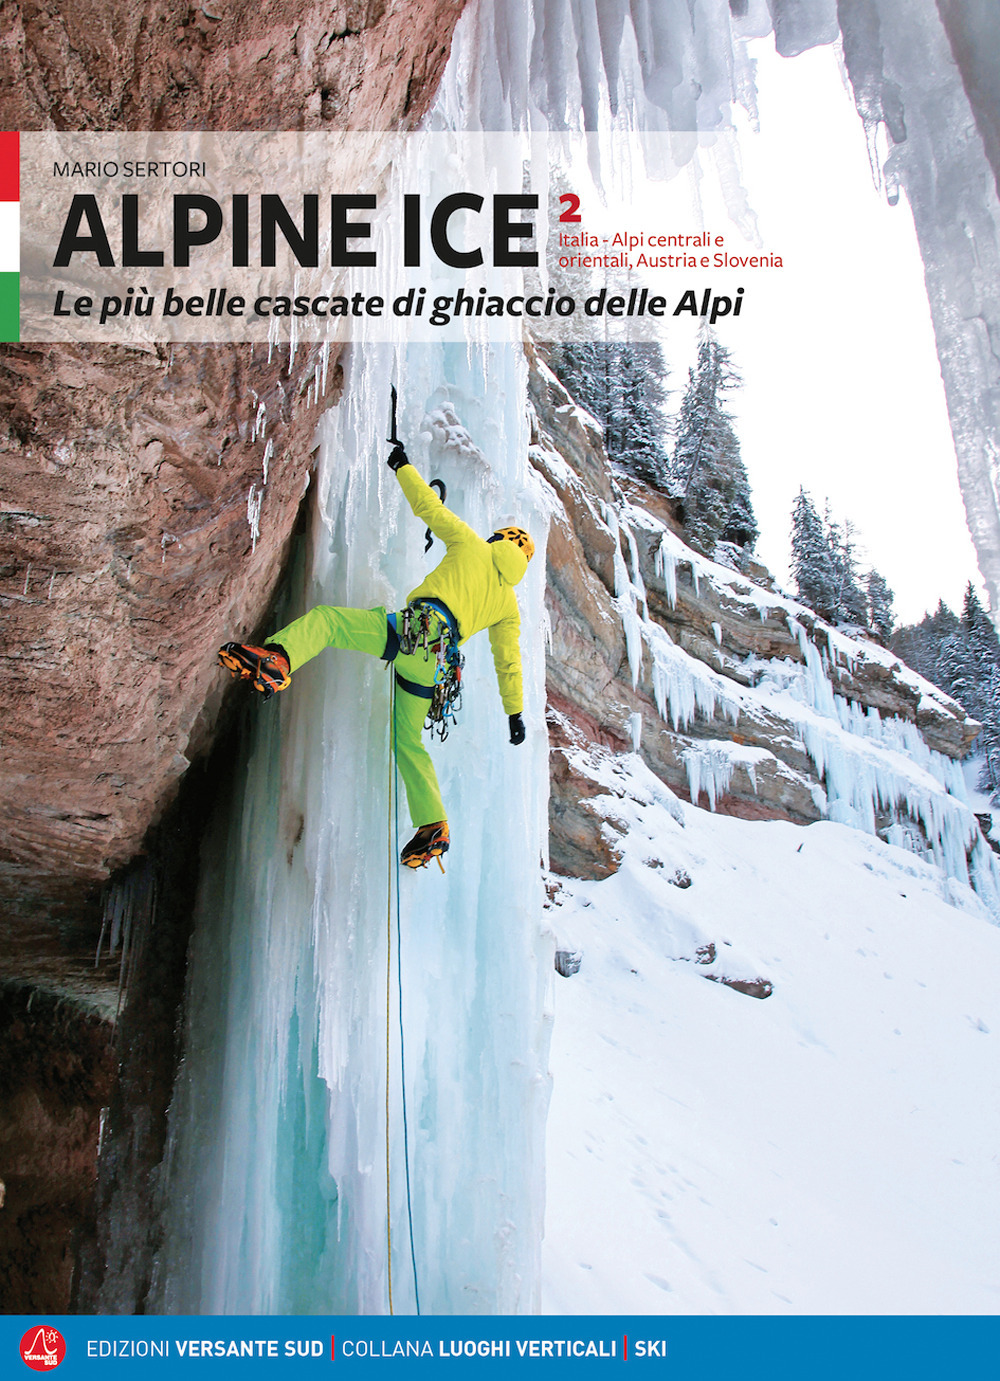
[{"x1": 490, "y1": 526, "x2": 535, "y2": 562}]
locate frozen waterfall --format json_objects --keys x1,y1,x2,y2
[{"x1": 152, "y1": 344, "x2": 552, "y2": 1314}]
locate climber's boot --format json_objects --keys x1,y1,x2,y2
[
  {"x1": 401, "y1": 820, "x2": 450, "y2": 871},
  {"x1": 218, "y1": 642, "x2": 291, "y2": 700}
]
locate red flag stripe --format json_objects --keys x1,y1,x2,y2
[{"x1": 0, "y1": 132, "x2": 19, "y2": 202}]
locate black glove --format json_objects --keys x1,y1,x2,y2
[
  {"x1": 508, "y1": 713, "x2": 525, "y2": 745},
  {"x1": 387, "y1": 443, "x2": 409, "y2": 472}
]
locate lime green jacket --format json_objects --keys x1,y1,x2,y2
[{"x1": 397, "y1": 464, "x2": 526, "y2": 716}]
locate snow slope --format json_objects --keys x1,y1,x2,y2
[{"x1": 542, "y1": 751, "x2": 1000, "y2": 1314}]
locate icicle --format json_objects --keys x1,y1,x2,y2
[
  {"x1": 785, "y1": 614, "x2": 810, "y2": 657},
  {"x1": 623, "y1": 520, "x2": 648, "y2": 620},
  {"x1": 604, "y1": 504, "x2": 645, "y2": 688},
  {"x1": 637, "y1": 542, "x2": 994, "y2": 910},
  {"x1": 654, "y1": 535, "x2": 677, "y2": 609},
  {"x1": 682, "y1": 742, "x2": 736, "y2": 812},
  {"x1": 753, "y1": 631, "x2": 988, "y2": 896},
  {"x1": 247, "y1": 484, "x2": 262, "y2": 551},
  {"x1": 646, "y1": 619, "x2": 741, "y2": 732}
]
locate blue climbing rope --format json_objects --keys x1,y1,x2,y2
[{"x1": 391, "y1": 677, "x2": 422, "y2": 1315}]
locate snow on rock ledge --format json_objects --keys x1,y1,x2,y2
[{"x1": 530, "y1": 348, "x2": 999, "y2": 916}]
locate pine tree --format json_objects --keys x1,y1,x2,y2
[
  {"x1": 668, "y1": 335, "x2": 757, "y2": 559},
  {"x1": 826, "y1": 514, "x2": 868, "y2": 626},
  {"x1": 893, "y1": 602, "x2": 950, "y2": 683},
  {"x1": 866, "y1": 569, "x2": 895, "y2": 642},
  {"x1": 547, "y1": 341, "x2": 670, "y2": 487},
  {"x1": 894, "y1": 588, "x2": 1000, "y2": 797},
  {"x1": 721, "y1": 467, "x2": 758, "y2": 549},
  {"x1": 929, "y1": 598, "x2": 962, "y2": 640},
  {"x1": 892, "y1": 600, "x2": 960, "y2": 684},
  {"x1": 791, "y1": 488, "x2": 838, "y2": 617},
  {"x1": 978, "y1": 665, "x2": 1000, "y2": 799},
  {"x1": 894, "y1": 588, "x2": 999, "y2": 726},
  {"x1": 962, "y1": 582, "x2": 1000, "y2": 669},
  {"x1": 608, "y1": 343, "x2": 670, "y2": 487},
  {"x1": 936, "y1": 629, "x2": 981, "y2": 718},
  {"x1": 791, "y1": 490, "x2": 886, "y2": 631}
]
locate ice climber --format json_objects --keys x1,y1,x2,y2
[{"x1": 218, "y1": 439, "x2": 532, "y2": 870}]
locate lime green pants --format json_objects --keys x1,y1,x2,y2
[{"x1": 269, "y1": 604, "x2": 446, "y2": 828}]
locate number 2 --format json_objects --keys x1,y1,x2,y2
[{"x1": 558, "y1": 193, "x2": 581, "y2": 223}]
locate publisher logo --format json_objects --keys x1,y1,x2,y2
[{"x1": 20, "y1": 1327, "x2": 66, "y2": 1370}]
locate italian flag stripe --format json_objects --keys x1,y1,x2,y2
[{"x1": 0, "y1": 131, "x2": 19, "y2": 343}]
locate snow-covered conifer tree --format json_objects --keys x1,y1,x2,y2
[
  {"x1": 791, "y1": 488, "x2": 838, "y2": 616},
  {"x1": 962, "y1": 582, "x2": 1000, "y2": 669},
  {"x1": 895, "y1": 585, "x2": 1000, "y2": 794},
  {"x1": 895, "y1": 600, "x2": 961, "y2": 682},
  {"x1": 866, "y1": 569, "x2": 895, "y2": 642},
  {"x1": 826, "y1": 514, "x2": 869, "y2": 626},
  {"x1": 669, "y1": 335, "x2": 757, "y2": 560},
  {"x1": 547, "y1": 341, "x2": 669, "y2": 487},
  {"x1": 792, "y1": 491, "x2": 885, "y2": 630},
  {"x1": 936, "y1": 628, "x2": 982, "y2": 719},
  {"x1": 978, "y1": 665, "x2": 1000, "y2": 799}
]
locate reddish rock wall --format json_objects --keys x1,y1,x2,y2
[
  {"x1": 1, "y1": 339, "x2": 337, "y2": 957},
  {"x1": 2, "y1": 0, "x2": 464, "y2": 133},
  {"x1": 1, "y1": 0, "x2": 469, "y2": 960},
  {"x1": 0, "y1": 0, "x2": 470, "y2": 1314}
]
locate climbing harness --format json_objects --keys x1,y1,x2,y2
[
  {"x1": 384, "y1": 385, "x2": 462, "y2": 738},
  {"x1": 384, "y1": 676, "x2": 423, "y2": 1316},
  {"x1": 385, "y1": 599, "x2": 465, "y2": 742}
]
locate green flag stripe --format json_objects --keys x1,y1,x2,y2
[{"x1": 0, "y1": 272, "x2": 19, "y2": 342}]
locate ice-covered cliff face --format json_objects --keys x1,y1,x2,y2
[
  {"x1": 147, "y1": 344, "x2": 998, "y2": 1317},
  {"x1": 531, "y1": 339, "x2": 1000, "y2": 1312},
  {"x1": 529, "y1": 350, "x2": 1000, "y2": 918},
  {"x1": 151, "y1": 345, "x2": 552, "y2": 1315}
]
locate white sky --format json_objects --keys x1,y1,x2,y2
[
  {"x1": 566, "y1": 36, "x2": 981, "y2": 625},
  {"x1": 722, "y1": 38, "x2": 980, "y2": 624}
]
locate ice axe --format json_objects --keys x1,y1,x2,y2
[
  {"x1": 387, "y1": 384, "x2": 400, "y2": 448},
  {"x1": 387, "y1": 385, "x2": 447, "y2": 553}
]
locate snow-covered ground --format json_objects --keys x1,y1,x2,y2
[
  {"x1": 542, "y1": 752, "x2": 1000, "y2": 1314},
  {"x1": 963, "y1": 754, "x2": 1000, "y2": 844}
]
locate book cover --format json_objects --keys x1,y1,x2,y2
[{"x1": 1, "y1": 0, "x2": 998, "y2": 1370}]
